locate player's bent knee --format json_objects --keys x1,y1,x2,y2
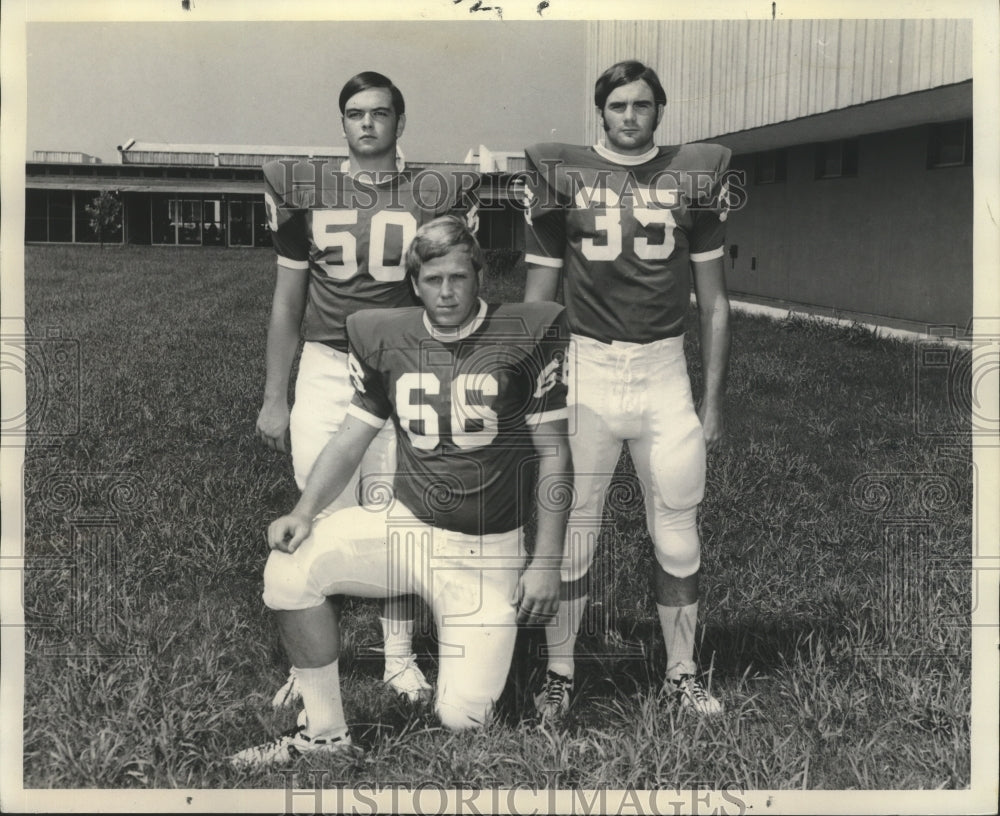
[
  {"x1": 436, "y1": 696, "x2": 492, "y2": 731},
  {"x1": 654, "y1": 547, "x2": 701, "y2": 579},
  {"x1": 652, "y1": 508, "x2": 701, "y2": 579},
  {"x1": 261, "y1": 549, "x2": 325, "y2": 611}
]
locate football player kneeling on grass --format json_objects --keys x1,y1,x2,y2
[{"x1": 231, "y1": 215, "x2": 572, "y2": 768}]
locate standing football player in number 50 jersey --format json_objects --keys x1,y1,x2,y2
[
  {"x1": 256, "y1": 72, "x2": 475, "y2": 708},
  {"x1": 523, "y1": 60, "x2": 733, "y2": 718}
]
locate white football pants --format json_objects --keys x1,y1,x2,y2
[
  {"x1": 290, "y1": 341, "x2": 395, "y2": 513},
  {"x1": 562, "y1": 333, "x2": 705, "y2": 583},
  {"x1": 262, "y1": 504, "x2": 525, "y2": 730}
]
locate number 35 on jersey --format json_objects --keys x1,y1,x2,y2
[{"x1": 574, "y1": 186, "x2": 677, "y2": 263}]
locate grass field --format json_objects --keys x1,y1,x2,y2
[{"x1": 20, "y1": 244, "x2": 972, "y2": 791}]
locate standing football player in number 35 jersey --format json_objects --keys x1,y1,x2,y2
[
  {"x1": 256, "y1": 72, "x2": 475, "y2": 707},
  {"x1": 523, "y1": 60, "x2": 734, "y2": 718}
]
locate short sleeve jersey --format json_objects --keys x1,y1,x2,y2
[
  {"x1": 523, "y1": 142, "x2": 732, "y2": 343},
  {"x1": 263, "y1": 160, "x2": 478, "y2": 351},
  {"x1": 345, "y1": 301, "x2": 569, "y2": 535}
]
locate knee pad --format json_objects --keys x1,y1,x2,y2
[
  {"x1": 652, "y1": 506, "x2": 701, "y2": 578},
  {"x1": 435, "y1": 694, "x2": 492, "y2": 731},
  {"x1": 261, "y1": 549, "x2": 325, "y2": 611}
]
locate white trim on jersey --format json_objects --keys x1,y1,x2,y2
[
  {"x1": 339, "y1": 149, "x2": 406, "y2": 176},
  {"x1": 690, "y1": 247, "x2": 725, "y2": 263},
  {"x1": 422, "y1": 299, "x2": 489, "y2": 343},
  {"x1": 524, "y1": 253, "x2": 564, "y2": 269},
  {"x1": 526, "y1": 407, "x2": 569, "y2": 427},
  {"x1": 277, "y1": 255, "x2": 310, "y2": 271},
  {"x1": 346, "y1": 403, "x2": 388, "y2": 429},
  {"x1": 593, "y1": 142, "x2": 660, "y2": 166}
]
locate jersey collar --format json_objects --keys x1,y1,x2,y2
[
  {"x1": 593, "y1": 142, "x2": 659, "y2": 166},
  {"x1": 340, "y1": 148, "x2": 406, "y2": 177},
  {"x1": 422, "y1": 299, "x2": 488, "y2": 343}
]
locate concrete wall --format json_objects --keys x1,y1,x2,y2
[{"x1": 725, "y1": 124, "x2": 972, "y2": 329}]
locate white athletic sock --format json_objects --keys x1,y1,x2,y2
[
  {"x1": 294, "y1": 660, "x2": 348, "y2": 739},
  {"x1": 657, "y1": 601, "x2": 698, "y2": 680},
  {"x1": 544, "y1": 593, "x2": 588, "y2": 679},
  {"x1": 379, "y1": 615, "x2": 415, "y2": 660}
]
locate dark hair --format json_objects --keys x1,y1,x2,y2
[
  {"x1": 338, "y1": 71, "x2": 406, "y2": 116},
  {"x1": 594, "y1": 60, "x2": 667, "y2": 111},
  {"x1": 405, "y1": 215, "x2": 483, "y2": 284}
]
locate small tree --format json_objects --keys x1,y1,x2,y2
[{"x1": 85, "y1": 190, "x2": 123, "y2": 248}]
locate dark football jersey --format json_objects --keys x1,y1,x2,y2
[
  {"x1": 523, "y1": 142, "x2": 732, "y2": 343},
  {"x1": 345, "y1": 301, "x2": 569, "y2": 535},
  {"x1": 263, "y1": 160, "x2": 478, "y2": 351}
]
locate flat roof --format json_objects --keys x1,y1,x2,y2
[
  {"x1": 26, "y1": 176, "x2": 262, "y2": 195},
  {"x1": 118, "y1": 140, "x2": 349, "y2": 156},
  {"x1": 25, "y1": 161, "x2": 519, "y2": 201}
]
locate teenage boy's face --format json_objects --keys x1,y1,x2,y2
[
  {"x1": 342, "y1": 87, "x2": 404, "y2": 160},
  {"x1": 600, "y1": 79, "x2": 663, "y2": 156},
  {"x1": 413, "y1": 247, "x2": 480, "y2": 330}
]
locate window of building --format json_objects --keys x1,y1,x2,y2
[
  {"x1": 927, "y1": 119, "x2": 972, "y2": 168},
  {"x1": 25, "y1": 190, "x2": 49, "y2": 242},
  {"x1": 174, "y1": 199, "x2": 203, "y2": 245},
  {"x1": 48, "y1": 191, "x2": 73, "y2": 242},
  {"x1": 754, "y1": 149, "x2": 787, "y2": 184},
  {"x1": 201, "y1": 199, "x2": 224, "y2": 246},
  {"x1": 75, "y1": 190, "x2": 98, "y2": 243},
  {"x1": 815, "y1": 139, "x2": 859, "y2": 179},
  {"x1": 228, "y1": 200, "x2": 253, "y2": 246},
  {"x1": 151, "y1": 195, "x2": 174, "y2": 244}
]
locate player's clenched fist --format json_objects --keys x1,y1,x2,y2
[
  {"x1": 698, "y1": 403, "x2": 725, "y2": 453},
  {"x1": 515, "y1": 564, "x2": 561, "y2": 625},
  {"x1": 267, "y1": 513, "x2": 313, "y2": 553},
  {"x1": 256, "y1": 400, "x2": 292, "y2": 453}
]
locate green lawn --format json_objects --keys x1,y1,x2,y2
[{"x1": 20, "y1": 244, "x2": 971, "y2": 790}]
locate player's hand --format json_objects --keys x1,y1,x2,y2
[
  {"x1": 267, "y1": 513, "x2": 313, "y2": 553},
  {"x1": 256, "y1": 400, "x2": 291, "y2": 453},
  {"x1": 698, "y1": 403, "x2": 724, "y2": 453},
  {"x1": 515, "y1": 564, "x2": 560, "y2": 625}
]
